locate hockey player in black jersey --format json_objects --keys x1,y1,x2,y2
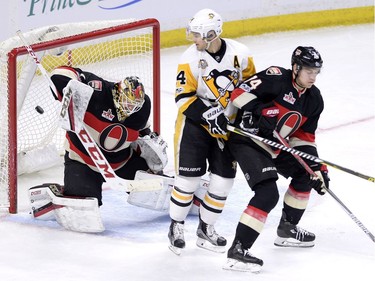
[
  {"x1": 28, "y1": 66, "x2": 168, "y2": 232},
  {"x1": 223, "y1": 46, "x2": 330, "y2": 272}
]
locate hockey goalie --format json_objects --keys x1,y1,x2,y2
[{"x1": 28, "y1": 66, "x2": 186, "y2": 233}]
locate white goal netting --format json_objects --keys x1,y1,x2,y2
[{"x1": 0, "y1": 18, "x2": 160, "y2": 213}]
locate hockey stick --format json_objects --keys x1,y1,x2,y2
[
  {"x1": 17, "y1": 30, "x2": 163, "y2": 193},
  {"x1": 273, "y1": 131, "x2": 375, "y2": 243},
  {"x1": 16, "y1": 30, "x2": 59, "y2": 99},
  {"x1": 227, "y1": 125, "x2": 375, "y2": 184}
]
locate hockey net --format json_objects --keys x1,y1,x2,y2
[{"x1": 0, "y1": 18, "x2": 160, "y2": 213}]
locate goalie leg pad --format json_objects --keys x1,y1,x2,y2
[
  {"x1": 127, "y1": 171, "x2": 174, "y2": 211},
  {"x1": 53, "y1": 197, "x2": 104, "y2": 233},
  {"x1": 29, "y1": 183, "x2": 63, "y2": 220},
  {"x1": 127, "y1": 171, "x2": 210, "y2": 213},
  {"x1": 29, "y1": 183, "x2": 104, "y2": 233}
]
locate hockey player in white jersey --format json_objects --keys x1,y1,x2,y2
[{"x1": 168, "y1": 8, "x2": 256, "y2": 254}]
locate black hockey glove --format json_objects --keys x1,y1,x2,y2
[
  {"x1": 240, "y1": 111, "x2": 259, "y2": 134},
  {"x1": 309, "y1": 165, "x2": 330, "y2": 195},
  {"x1": 202, "y1": 105, "x2": 228, "y2": 137},
  {"x1": 254, "y1": 104, "x2": 279, "y2": 138}
]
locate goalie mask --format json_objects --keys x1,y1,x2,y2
[
  {"x1": 186, "y1": 8, "x2": 223, "y2": 43},
  {"x1": 113, "y1": 76, "x2": 145, "y2": 121}
]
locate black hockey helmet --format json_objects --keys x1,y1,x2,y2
[{"x1": 291, "y1": 46, "x2": 323, "y2": 69}]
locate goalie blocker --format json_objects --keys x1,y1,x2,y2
[{"x1": 29, "y1": 183, "x2": 104, "y2": 233}]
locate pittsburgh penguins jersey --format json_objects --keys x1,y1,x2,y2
[
  {"x1": 231, "y1": 66, "x2": 324, "y2": 154},
  {"x1": 175, "y1": 38, "x2": 256, "y2": 130},
  {"x1": 51, "y1": 66, "x2": 151, "y2": 171}
]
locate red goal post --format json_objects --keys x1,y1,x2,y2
[{"x1": 0, "y1": 18, "x2": 161, "y2": 213}]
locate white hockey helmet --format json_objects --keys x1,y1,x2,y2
[{"x1": 187, "y1": 8, "x2": 223, "y2": 42}]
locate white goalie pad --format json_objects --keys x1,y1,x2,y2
[
  {"x1": 53, "y1": 196, "x2": 104, "y2": 233},
  {"x1": 127, "y1": 171, "x2": 209, "y2": 213},
  {"x1": 127, "y1": 171, "x2": 174, "y2": 211},
  {"x1": 29, "y1": 184, "x2": 57, "y2": 221},
  {"x1": 29, "y1": 184, "x2": 104, "y2": 233},
  {"x1": 60, "y1": 79, "x2": 93, "y2": 132},
  {"x1": 134, "y1": 134, "x2": 168, "y2": 173}
]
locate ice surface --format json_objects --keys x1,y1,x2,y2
[{"x1": 1, "y1": 24, "x2": 374, "y2": 281}]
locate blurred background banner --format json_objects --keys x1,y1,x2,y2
[{"x1": 1, "y1": 0, "x2": 373, "y2": 44}]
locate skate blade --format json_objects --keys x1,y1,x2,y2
[
  {"x1": 196, "y1": 238, "x2": 226, "y2": 253},
  {"x1": 168, "y1": 245, "x2": 182, "y2": 256},
  {"x1": 274, "y1": 237, "x2": 315, "y2": 248},
  {"x1": 222, "y1": 258, "x2": 262, "y2": 273}
]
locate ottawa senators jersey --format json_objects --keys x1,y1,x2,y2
[
  {"x1": 231, "y1": 66, "x2": 324, "y2": 154},
  {"x1": 175, "y1": 38, "x2": 256, "y2": 130},
  {"x1": 51, "y1": 66, "x2": 151, "y2": 171}
]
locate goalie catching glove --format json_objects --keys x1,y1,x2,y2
[{"x1": 133, "y1": 132, "x2": 168, "y2": 173}]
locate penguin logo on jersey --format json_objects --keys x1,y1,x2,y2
[
  {"x1": 203, "y1": 69, "x2": 239, "y2": 108},
  {"x1": 199, "y1": 59, "x2": 208, "y2": 70}
]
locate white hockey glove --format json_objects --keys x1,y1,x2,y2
[
  {"x1": 60, "y1": 79, "x2": 93, "y2": 132},
  {"x1": 201, "y1": 105, "x2": 228, "y2": 138},
  {"x1": 133, "y1": 132, "x2": 168, "y2": 173}
]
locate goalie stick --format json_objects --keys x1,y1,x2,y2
[
  {"x1": 273, "y1": 131, "x2": 375, "y2": 243},
  {"x1": 17, "y1": 30, "x2": 163, "y2": 193},
  {"x1": 227, "y1": 125, "x2": 375, "y2": 184}
]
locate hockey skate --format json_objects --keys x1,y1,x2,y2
[
  {"x1": 168, "y1": 220, "x2": 185, "y2": 255},
  {"x1": 196, "y1": 219, "x2": 226, "y2": 253},
  {"x1": 274, "y1": 220, "x2": 315, "y2": 248},
  {"x1": 223, "y1": 240, "x2": 263, "y2": 273}
]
